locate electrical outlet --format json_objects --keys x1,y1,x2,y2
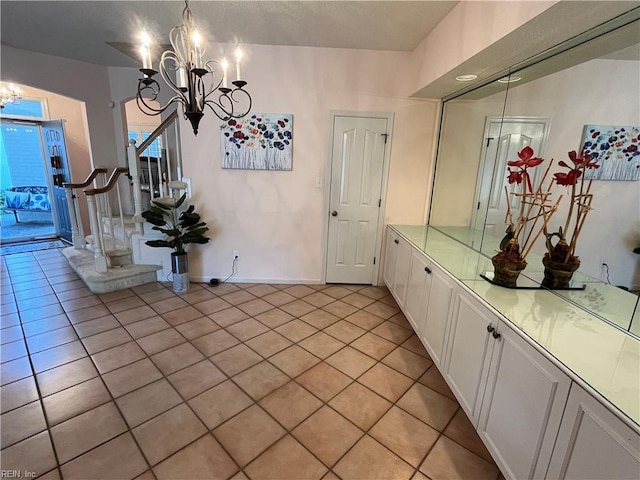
[{"x1": 233, "y1": 250, "x2": 239, "y2": 259}]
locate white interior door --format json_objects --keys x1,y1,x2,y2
[
  {"x1": 473, "y1": 117, "x2": 550, "y2": 238},
  {"x1": 326, "y1": 115, "x2": 388, "y2": 284}
]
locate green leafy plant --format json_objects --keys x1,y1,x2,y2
[{"x1": 141, "y1": 193, "x2": 210, "y2": 254}]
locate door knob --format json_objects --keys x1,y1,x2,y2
[
  {"x1": 492, "y1": 331, "x2": 501, "y2": 339},
  {"x1": 331, "y1": 211, "x2": 338, "y2": 217},
  {"x1": 394, "y1": 239, "x2": 399, "y2": 244},
  {"x1": 487, "y1": 325, "x2": 495, "y2": 333},
  {"x1": 425, "y1": 267, "x2": 432, "y2": 274}
]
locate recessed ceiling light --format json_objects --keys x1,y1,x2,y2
[
  {"x1": 497, "y1": 76, "x2": 522, "y2": 84},
  {"x1": 455, "y1": 74, "x2": 478, "y2": 82}
]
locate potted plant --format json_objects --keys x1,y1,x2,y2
[
  {"x1": 542, "y1": 150, "x2": 599, "y2": 288},
  {"x1": 141, "y1": 193, "x2": 210, "y2": 292},
  {"x1": 491, "y1": 146, "x2": 560, "y2": 287}
]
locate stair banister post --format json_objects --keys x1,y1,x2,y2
[
  {"x1": 64, "y1": 186, "x2": 83, "y2": 249},
  {"x1": 86, "y1": 194, "x2": 108, "y2": 273},
  {"x1": 127, "y1": 139, "x2": 144, "y2": 235}
]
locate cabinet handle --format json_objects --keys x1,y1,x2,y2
[
  {"x1": 492, "y1": 331, "x2": 501, "y2": 339},
  {"x1": 394, "y1": 239, "x2": 399, "y2": 244},
  {"x1": 487, "y1": 325, "x2": 495, "y2": 333},
  {"x1": 425, "y1": 267, "x2": 432, "y2": 274}
]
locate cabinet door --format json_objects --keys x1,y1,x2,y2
[
  {"x1": 383, "y1": 229, "x2": 399, "y2": 289},
  {"x1": 405, "y1": 250, "x2": 431, "y2": 334},
  {"x1": 478, "y1": 322, "x2": 571, "y2": 480},
  {"x1": 444, "y1": 291, "x2": 496, "y2": 423},
  {"x1": 421, "y1": 264, "x2": 455, "y2": 368},
  {"x1": 547, "y1": 385, "x2": 640, "y2": 480},
  {"x1": 392, "y1": 236, "x2": 412, "y2": 309}
]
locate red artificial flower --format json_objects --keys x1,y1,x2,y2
[
  {"x1": 507, "y1": 146, "x2": 544, "y2": 168},
  {"x1": 553, "y1": 170, "x2": 582, "y2": 186},
  {"x1": 567, "y1": 150, "x2": 599, "y2": 169},
  {"x1": 507, "y1": 168, "x2": 523, "y2": 184}
]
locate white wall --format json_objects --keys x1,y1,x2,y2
[
  {"x1": 1, "y1": 46, "x2": 119, "y2": 170},
  {"x1": 175, "y1": 43, "x2": 438, "y2": 283}
]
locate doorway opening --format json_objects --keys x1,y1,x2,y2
[
  {"x1": 1, "y1": 84, "x2": 91, "y2": 246},
  {"x1": 1, "y1": 98, "x2": 57, "y2": 244}
]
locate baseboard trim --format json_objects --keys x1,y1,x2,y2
[{"x1": 189, "y1": 276, "x2": 324, "y2": 285}]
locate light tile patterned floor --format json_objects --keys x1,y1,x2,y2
[{"x1": 0, "y1": 248, "x2": 502, "y2": 480}]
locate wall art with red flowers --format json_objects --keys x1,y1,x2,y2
[
  {"x1": 220, "y1": 114, "x2": 293, "y2": 170},
  {"x1": 581, "y1": 124, "x2": 640, "y2": 181}
]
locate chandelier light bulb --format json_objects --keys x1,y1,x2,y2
[
  {"x1": 221, "y1": 58, "x2": 229, "y2": 88},
  {"x1": 191, "y1": 30, "x2": 203, "y2": 68},
  {"x1": 234, "y1": 48, "x2": 243, "y2": 81}
]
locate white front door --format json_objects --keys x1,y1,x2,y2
[
  {"x1": 473, "y1": 117, "x2": 550, "y2": 238},
  {"x1": 326, "y1": 115, "x2": 389, "y2": 284}
]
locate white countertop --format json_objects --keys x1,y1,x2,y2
[{"x1": 391, "y1": 224, "x2": 640, "y2": 427}]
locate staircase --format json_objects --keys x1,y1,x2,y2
[{"x1": 61, "y1": 111, "x2": 183, "y2": 293}]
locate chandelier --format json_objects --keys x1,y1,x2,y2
[
  {"x1": 136, "y1": 0, "x2": 251, "y2": 135},
  {"x1": 0, "y1": 83, "x2": 21, "y2": 109}
]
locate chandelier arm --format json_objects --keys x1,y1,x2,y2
[
  {"x1": 227, "y1": 88, "x2": 252, "y2": 119},
  {"x1": 158, "y1": 51, "x2": 187, "y2": 98},
  {"x1": 137, "y1": 78, "x2": 186, "y2": 115},
  {"x1": 202, "y1": 100, "x2": 234, "y2": 121}
]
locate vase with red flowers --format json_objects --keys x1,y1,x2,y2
[
  {"x1": 542, "y1": 150, "x2": 599, "y2": 288},
  {"x1": 491, "y1": 146, "x2": 560, "y2": 287}
]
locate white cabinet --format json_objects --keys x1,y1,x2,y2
[
  {"x1": 383, "y1": 226, "x2": 639, "y2": 480},
  {"x1": 444, "y1": 290, "x2": 496, "y2": 422},
  {"x1": 383, "y1": 229, "x2": 399, "y2": 289},
  {"x1": 420, "y1": 263, "x2": 455, "y2": 368},
  {"x1": 444, "y1": 290, "x2": 572, "y2": 480},
  {"x1": 404, "y1": 250, "x2": 431, "y2": 334},
  {"x1": 478, "y1": 321, "x2": 571, "y2": 480},
  {"x1": 546, "y1": 385, "x2": 640, "y2": 480},
  {"x1": 383, "y1": 228, "x2": 411, "y2": 309}
]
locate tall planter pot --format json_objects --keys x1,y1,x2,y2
[
  {"x1": 542, "y1": 254, "x2": 580, "y2": 289},
  {"x1": 491, "y1": 255, "x2": 527, "y2": 288},
  {"x1": 171, "y1": 252, "x2": 189, "y2": 293}
]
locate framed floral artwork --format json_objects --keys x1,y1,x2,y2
[
  {"x1": 220, "y1": 114, "x2": 293, "y2": 170},
  {"x1": 581, "y1": 124, "x2": 640, "y2": 180}
]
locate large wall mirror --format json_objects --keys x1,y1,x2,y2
[{"x1": 429, "y1": 11, "x2": 640, "y2": 336}]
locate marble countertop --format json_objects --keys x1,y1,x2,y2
[{"x1": 390, "y1": 224, "x2": 640, "y2": 427}]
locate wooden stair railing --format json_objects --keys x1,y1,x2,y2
[
  {"x1": 63, "y1": 168, "x2": 108, "y2": 249},
  {"x1": 84, "y1": 167, "x2": 130, "y2": 273}
]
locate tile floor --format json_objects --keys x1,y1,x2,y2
[{"x1": 1, "y1": 248, "x2": 502, "y2": 480}]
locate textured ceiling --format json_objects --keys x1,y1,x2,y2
[{"x1": 0, "y1": 1, "x2": 458, "y2": 67}]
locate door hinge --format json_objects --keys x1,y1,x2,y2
[
  {"x1": 378, "y1": 199, "x2": 382, "y2": 207},
  {"x1": 382, "y1": 133, "x2": 389, "y2": 144},
  {"x1": 477, "y1": 201, "x2": 481, "y2": 210},
  {"x1": 373, "y1": 257, "x2": 376, "y2": 265}
]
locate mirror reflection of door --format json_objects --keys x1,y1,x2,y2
[{"x1": 472, "y1": 117, "x2": 550, "y2": 243}]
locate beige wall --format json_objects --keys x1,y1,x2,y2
[{"x1": 172, "y1": 43, "x2": 438, "y2": 283}]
